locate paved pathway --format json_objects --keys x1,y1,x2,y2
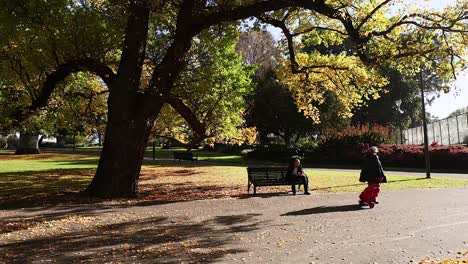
[{"x1": 1, "y1": 188, "x2": 467, "y2": 263}]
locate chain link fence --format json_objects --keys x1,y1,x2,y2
[{"x1": 399, "y1": 113, "x2": 468, "y2": 145}]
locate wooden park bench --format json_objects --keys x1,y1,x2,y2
[
  {"x1": 173, "y1": 152, "x2": 198, "y2": 163},
  {"x1": 246, "y1": 167, "x2": 305, "y2": 195}
]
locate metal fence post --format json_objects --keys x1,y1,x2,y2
[
  {"x1": 416, "y1": 127, "x2": 419, "y2": 144},
  {"x1": 447, "y1": 119, "x2": 451, "y2": 145},
  {"x1": 422, "y1": 126, "x2": 424, "y2": 144},
  {"x1": 400, "y1": 127, "x2": 403, "y2": 144},
  {"x1": 408, "y1": 128, "x2": 413, "y2": 145},
  {"x1": 411, "y1": 128, "x2": 413, "y2": 144},
  {"x1": 439, "y1": 121, "x2": 443, "y2": 145},
  {"x1": 456, "y1": 115, "x2": 460, "y2": 144},
  {"x1": 152, "y1": 141, "x2": 156, "y2": 161}
]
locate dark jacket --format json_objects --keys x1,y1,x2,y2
[
  {"x1": 360, "y1": 154, "x2": 387, "y2": 183},
  {"x1": 286, "y1": 164, "x2": 304, "y2": 178}
]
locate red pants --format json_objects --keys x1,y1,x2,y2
[{"x1": 359, "y1": 178, "x2": 383, "y2": 203}]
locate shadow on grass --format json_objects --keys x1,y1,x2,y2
[
  {"x1": 1, "y1": 213, "x2": 263, "y2": 263},
  {"x1": 41, "y1": 158, "x2": 99, "y2": 167},
  {"x1": 0, "y1": 165, "x2": 93, "y2": 206},
  {"x1": 282, "y1": 204, "x2": 364, "y2": 216},
  {"x1": 0, "y1": 167, "x2": 241, "y2": 211},
  {"x1": 0, "y1": 169, "x2": 95, "y2": 209},
  {"x1": 40, "y1": 148, "x2": 102, "y2": 157},
  {"x1": 311, "y1": 177, "x2": 429, "y2": 192},
  {"x1": 142, "y1": 158, "x2": 278, "y2": 167}
]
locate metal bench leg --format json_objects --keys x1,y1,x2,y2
[{"x1": 247, "y1": 180, "x2": 251, "y2": 193}]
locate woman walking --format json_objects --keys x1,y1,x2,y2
[{"x1": 359, "y1": 146, "x2": 386, "y2": 208}]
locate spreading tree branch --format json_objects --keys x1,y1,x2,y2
[
  {"x1": 258, "y1": 15, "x2": 349, "y2": 73},
  {"x1": 165, "y1": 96, "x2": 208, "y2": 140},
  {"x1": 356, "y1": 0, "x2": 392, "y2": 30},
  {"x1": 29, "y1": 58, "x2": 115, "y2": 114}
]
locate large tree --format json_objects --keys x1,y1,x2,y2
[{"x1": 3, "y1": 0, "x2": 466, "y2": 197}]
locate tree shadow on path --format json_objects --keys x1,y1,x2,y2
[
  {"x1": 1, "y1": 213, "x2": 264, "y2": 263},
  {"x1": 282, "y1": 204, "x2": 365, "y2": 216}
]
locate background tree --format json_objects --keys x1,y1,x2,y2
[
  {"x1": 153, "y1": 27, "x2": 255, "y2": 148},
  {"x1": 249, "y1": 70, "x2": 313, "y2": 145},
  {"x1": 448, "y1": 106, "x2": 468, "y2": 118},
  {"x1": 236, "y1": 30, "x2": 277, "y2": 77},
  {"x1": 352, "y1": 63, "x2": 456, "y2": 129},
  {"x1": 239, "y1": 29, "x2": 350, "y2": 145},
  {"x1": 51, "y1": 72, "x2": 108, "y2": 147},
  {"x1": 268, "y1": 2, "x2": 466, "y2": 123},
  {"x1": 352, "y1": 67, "x2": 423, "y2": 128}
]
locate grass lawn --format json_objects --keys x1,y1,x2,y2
[
  {"x1": 39, "y1": 146, "x2": 249, "y2": 163},
  {"x1": 1, "y1": 151, "x2": 468, "y2": 208}
]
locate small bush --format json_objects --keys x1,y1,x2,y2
[
  {"x1": 6, "y1": 135, "x2": 18, "y2": 149},
  {"x1": 210, "y1": 143, "x2": 253, "y2": 155},
  {"x1": 0, "y1": 136, "x2": 6, "y2": 148},
  {"x1": 322, "y1": 125, "x2": 393, "y2": 146},
  {"x1": 300, "y1": 140, "x2": 319, "y2": 152}
]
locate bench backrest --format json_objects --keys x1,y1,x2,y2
[
  {"x1": 174, "y1": 152, "x2": 194, "y2": 159},
  {"x1": 247, "y1": 167, "x2": 289, "y2": 181}
]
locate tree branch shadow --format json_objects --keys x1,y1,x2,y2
[{"x1": 1, "y1": 213, "x2": 264, "y2": 263}]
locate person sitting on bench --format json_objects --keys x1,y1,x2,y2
[{"x1": 286, "y1": 158, "x2": 310, "y2": 195}]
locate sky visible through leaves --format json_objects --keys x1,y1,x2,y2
[{"x1": 266, "y1": 0, "x2": 468, "y2": 119}]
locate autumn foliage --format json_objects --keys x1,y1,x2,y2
[{"x1": 322, "y1": 125, "x2": 393, "y2": 146}]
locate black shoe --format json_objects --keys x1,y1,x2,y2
[
  {"x1": 304, "y1": 192, "x2": 311, "y2": 195},
  {"x1": 373, "y1": 200, "x2": 379, "y2": 204},
  {"x1": 292, "y1": 192, "x2": 296, "y2": 195}
]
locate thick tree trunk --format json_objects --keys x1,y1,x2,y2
[
  {"x1": 84, "y1": 95, "x2": 163, "y2": 198},
  {"x1": 84, "y1": 121, "x2": 148, "y2": 197},
  {"x1": 83, "y1": 0, "x2": 155, "y2": 198},
  {"x1": 97, "y1": 132, "x2": 103, "y2": 146},
  {"x1": 38, "y1": 135, "x2": 45, "y2": 146},
  {"x1": 15, "y1": 133, "x2": 40, "y2": 154}
]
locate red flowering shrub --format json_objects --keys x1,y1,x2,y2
[
  {"x1": 377, "y1": 144, "x2": 468, "y2": 170},
  {"x1": 307, "y1": 143, "x2": 468, "y2": 171}
]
